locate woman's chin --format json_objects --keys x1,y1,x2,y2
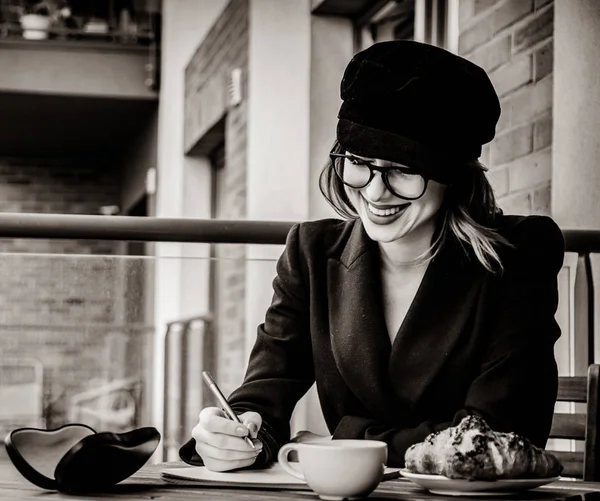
[{"x1": 362, "y1": 218, "x2": 410, "y2": 243}]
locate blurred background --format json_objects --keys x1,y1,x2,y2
[{"x1": 0, "y1": 0, "x2": 597, "y2": 470}]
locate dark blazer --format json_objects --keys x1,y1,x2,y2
[{"x1": 180, "y1": 214, "x2": 565, "y2": 468}]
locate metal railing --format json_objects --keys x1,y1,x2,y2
[
  {"x1": 0, "y1": 213, "x2": 294, "y2": 244},
  {"x1": 0, "y1": 214, "x2": 596, "y2": 367},
  {"x1": 0, "y1": 1, "x2": 159, "y2": 47},
  {"x1": 0, "y1": 211, "x2": 596, "y2": 246}
]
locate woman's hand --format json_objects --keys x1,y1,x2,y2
[{"x1": 192, "y1": 407, "x2": 263, "y2": 472}]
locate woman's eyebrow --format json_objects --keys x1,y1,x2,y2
[
  {"x1": 354, "y1": 155, "x2": 412, "y2": 169},
  {"x1": 346, "y1": 153, "x2": 415, "y2": 170},
  {"x1": 348, "y1": 153, "x2": 372, "y2": 161}
]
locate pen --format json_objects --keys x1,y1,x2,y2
[{"x1": 202, "y1": 371, "x2": 256, "y2": 449}]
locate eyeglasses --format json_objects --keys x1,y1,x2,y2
[{"x1": 330, "y1": 153, "x2": 429, "y2": 201}]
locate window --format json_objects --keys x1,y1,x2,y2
[
  {"x1": 356, "y1": 0, "x2": 459, "y2": 53},
  {"x1": 357, "y1": 0, "x2": 415, "y2": 50}
]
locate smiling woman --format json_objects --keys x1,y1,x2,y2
[
  {"x1": 322, "y1": 140, "x2": 511, "y2": 272},
  {"x1": 326, "y1": 147, "x2": 448, "y2": 258},
  {"x1": 180, "y1": 40, "x2": 565, "y2": 472}
]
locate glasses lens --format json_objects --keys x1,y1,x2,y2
[
  {"x1": 386, "y1": 170, "x2": 426, "y2": 199},
  {"x1": 333, "y1": 156, "x2": 371, "y2": 188}
]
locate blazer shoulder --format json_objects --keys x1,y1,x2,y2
[
  {"x1": 291, "y1": 218, "x2": 355, "y2": 258},
  {"x1": 496, "y1": 215, "x2": 565, "y2": 275}
]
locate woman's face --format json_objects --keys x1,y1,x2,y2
[{"x1": 343, "y1": 154, "x2": 446, "y2": 244}]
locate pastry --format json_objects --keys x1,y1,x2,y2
[{"x1": 405, "y1": 415, "x2": 563, "y2": 480}]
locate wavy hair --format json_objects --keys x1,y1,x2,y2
[{"x1": 319, "y1": 140, "x2": 513, "y2": 273}]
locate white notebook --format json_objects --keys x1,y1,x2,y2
[
  {"x1": 161, "y1": 463, "x2": 308, "y2": 489},
  {"x1": 161, "y1": 463, "x2": 401, "y2": 490}
]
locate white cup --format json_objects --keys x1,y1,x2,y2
[{"x1": 277, "y1": 439, "x2": 387, "y2": 500}]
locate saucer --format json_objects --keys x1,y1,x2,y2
[{"x1": 400, "y1": 469, "x2": 559, "y2": 496}]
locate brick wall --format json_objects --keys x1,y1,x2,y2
[
  {"x1": 184, "y1": 0, "x2": 249, "y2": 396},
  {"x1": 459, "y1": 0, "x2": 554, "y2": 215},
  {"x1": 0, "y1": 158, "x2": 146, "y2": 428}
]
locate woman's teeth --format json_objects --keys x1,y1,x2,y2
[{"x1": 367, "y1": 203, "x2": 405, "y2": 216}]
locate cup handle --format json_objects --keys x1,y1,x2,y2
[{"x1": 277, "y1": 443, "x2": 305, "y2": 481}]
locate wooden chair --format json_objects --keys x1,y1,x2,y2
[{"x1": 548, "y1": 364, "x2": 600, "y2": 480}]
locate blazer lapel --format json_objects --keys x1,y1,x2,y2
[
  {"x1": 327, "y1": 221, "x2": 394, "y2": 418},
  {"x1": 388, "y1": 238, "x2": 485, "y2": 406}
]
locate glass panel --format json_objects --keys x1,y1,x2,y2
[
  {"x1": 0, "y1": 248, "x2": 281, "y2": 474},
  {"x1": 0, "y1": 247, "x2": 585, "y2": 478}
]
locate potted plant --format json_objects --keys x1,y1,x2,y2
[
  {"x1": 18, "y1": 2, "x2": 52, "y2": 40},
  {"x1": 17, "y1": 1, "x2": 72, "y2": 40}
]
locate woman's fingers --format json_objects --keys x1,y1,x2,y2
[
  {"x1": 193, "y1": 423, "x2": 260, "y2": 452},
  {"x1": 202, "y1": 456, "x2": 258, "y2": 473},
  {"x1": 199, "y1": 407, "x2": 252, "y2": 438},
  {"x1": 192, "y1": 407, "x2": 265, "y2": 471},
  {"x1": 239, "y1": 411, "x2": 262, "y2": 439},
  {"x1": 194, "y1": 437, "x2": 261, "y2": 461}
]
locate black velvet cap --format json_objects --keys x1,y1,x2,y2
[{"x1": 337, "y1": 40, "x2": 501, "y2": 184}]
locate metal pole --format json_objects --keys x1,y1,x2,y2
[{"x1": 0, "y1": 213, "x2": 295, "y2": 244}]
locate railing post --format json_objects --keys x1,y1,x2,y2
[
  {"x1": 162, "y1": 323, "x2": 171, "y2": 461},
  {"x1": 584, "y1": 254, "x2": 595, "y2": 367},
  {"x1": 178, "y1": 320, "x2": 190, "y2": 450},
  {"x1": 162, "y1": 321, "x2": 184, "y2": 462}
]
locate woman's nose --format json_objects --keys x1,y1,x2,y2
[{"x1": 364, "y1": 172, "x2": 388, "y2": 201}]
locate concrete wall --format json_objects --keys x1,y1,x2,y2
[
  {"x1": 308, "y1": 15, "x2": 353, "y2": 221},
  {"x1": 244, "y1": 0, "x2": 315, "y2": 432},
  {"x1": 552, "y1": 0, "x2": 600, "y2": 229},
  {"x1": 183, "y1": 0, "x2": 320, "y2": 399},
  {"x1": 153, "y1": 0, "x2": 228, "y2": 449},
  {"x1": 459, "y1": 0, "x2": 554, "y2": 215},
  {"x1": 0, "y1": 47, "x2": 157, "y2": 99},
  {"x1": 180, "y1": 0, "x2": 353, "y2": 436},
  {"x1": 246, "y1": 0, "x2": 311, "y2": 223},
  {"x1": 185, "y1": 0, "x2": 250, "y2": 396}
]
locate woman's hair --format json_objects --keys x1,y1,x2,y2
[{"x1": 319, "y1": 140, "x2": 513, "y2": 274}]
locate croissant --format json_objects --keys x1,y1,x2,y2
[{"x1": 405, "y1": 415, "x2": 563, "y2": 480}]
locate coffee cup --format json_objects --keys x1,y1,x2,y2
[{"x1": 277, "y1": 439, "x2": 387, "y2": 500}]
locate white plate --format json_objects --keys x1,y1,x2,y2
[{"x1": 400, "y1": 469, "x2": 560, "y2": 496}]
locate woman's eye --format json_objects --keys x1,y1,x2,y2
[
  {"x1": 394, "y1": 168, "x2": 419, "y2": 177},
  {"x1": 347, "y1": 157, "x2": 362, "y2": 165}
]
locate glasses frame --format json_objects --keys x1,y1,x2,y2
[{"x1": 329, "y1": 153, "x2": 429, "y2": 201}]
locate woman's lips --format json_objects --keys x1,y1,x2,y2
[{"x1": 362, "y1": 197, "x2": 410, "y2": 225}]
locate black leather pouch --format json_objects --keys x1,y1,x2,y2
[{"x1": 4, "y1": 424, "x2": 160, "y2": 493}]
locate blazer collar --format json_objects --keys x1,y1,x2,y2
[
  {"x1": 328, "y1": 220, "x2": 484, "y2": 417},
  {"x1": 338, "y1": 219, "x2": 376, "y2": 269},
  {"x1": 328, "y1": 221, "x2": 393, "y2": 418}
]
